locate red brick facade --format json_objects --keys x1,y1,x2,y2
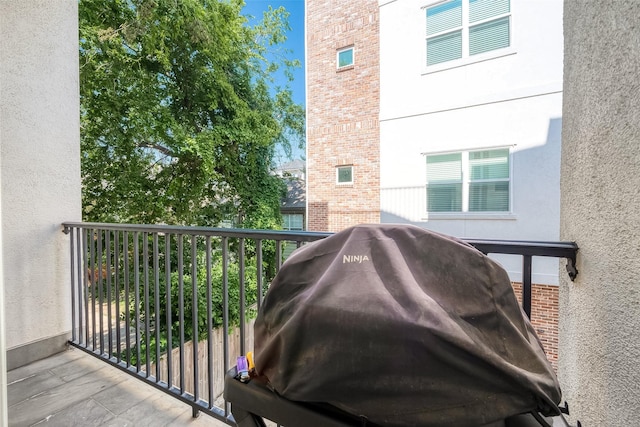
[
  {"x1": 306, "y1": 0, "x2": 380, "y2": 232},
  {"x1": 512, "y1": 283, "x2": 559, "y2": 370}
]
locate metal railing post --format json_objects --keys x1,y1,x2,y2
[
  {"x1": 177, "y1": 234, "x2": 185, "y2": 393},
  {"x1": 69, "y1": 227, "x2": 76, "y2": 343},
  {"x1": 191, "y1": 235, "x2": 200, "y2": 418},
  {"x1": 114, "y1": 231, "x2": 121, "y2": 362},
  {"x1": 522, "y1": 255, "x2": 533, "y2": 318},
  {"x1": 153, "y1": 233, "x2": 161, "y2": 380},
  {"x1": 106, "y1": 230, "x2": 113, "y2": 358},
  {"x1": 165, "y1": 233, "x2": 173, "y2": 389}
]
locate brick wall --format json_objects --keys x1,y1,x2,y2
[
  {"x1": 511, "y1": 282, "x2": 559, "y2": 371},
  {"x1": 306, "y1": 0, "x2": 380, "y2": 232}
]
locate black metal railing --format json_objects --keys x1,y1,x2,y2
[
  {"x1": 467, "y1": 239, "x2": 578, "y2": 317},
  {"x1": 62, "y1": 222, "x2": 577, "y2": 425}
]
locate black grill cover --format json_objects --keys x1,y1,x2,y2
[{"x1": 254, "y1": 224, "x2": 562, "y2": 426}]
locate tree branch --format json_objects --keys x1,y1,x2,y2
[{"x1": 138, "y1": 142, "x2": 175, "y2": 157}]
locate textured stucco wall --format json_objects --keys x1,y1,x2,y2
[
  {"x1": 560, "y1": 1, "x2": 640, "y2": 425},
  {"x1": 0, "y1": 1, "x2": 81, "y2": 357}
]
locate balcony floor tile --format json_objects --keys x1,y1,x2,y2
[{"x1": 8, "y1": 348, "x2": 230, "y2": 427}]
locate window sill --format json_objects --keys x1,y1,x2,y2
[
  {"x1": 337, "y1": 65, "x2": 354, "y2": 73},
  {"x1": 422, "y1": 213, "x2": 517, "y2": 221},
  {"x1": 421, "y1": 48, "x2": 517, "y2": 75}
]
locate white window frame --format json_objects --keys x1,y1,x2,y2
[
  {"x1": 421, "y1": 0, "x2": 515, "y2": 74},
  {"x1": 336, "y1": 165, "x2": 354, "y2": 185},
  {"x1": 424, "y1": 147, "x2": 513, "y2": 217},
  {"x1": 337, "y1": 46, "x2": 354, "y2": 69}
]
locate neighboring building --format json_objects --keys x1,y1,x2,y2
[
  {"x1": 280, "y1": 177, "x2": 306, "y2": 259},
  {"x1": 276, "y1": 160, "x2": 306, "y2": 231},
  {"x1": 305, "y1": 0, "x2": 380, "y2": 232},
  {"x1": 276, "y1": 159, "x2": 306, "y2": 181},
  {"x1": 281, "y1": 177, "x2": 306, "y2": 231},
  {"x1": 276, "y1": 160, "x2": 306, "y2": 259},
  {"x1": 307, "y1": 0, "x2": 564, "y2": 284},
  {"x1": 378, "y1": 0, "x2": 564, "y2": 285}
]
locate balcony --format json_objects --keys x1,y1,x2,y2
[{"x1": 7, "y1": 223, "x2": 578, "y2": 426}]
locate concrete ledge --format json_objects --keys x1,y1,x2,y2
[{"x1": 7, "y1": 332, "x2": 70, "y2": 370}]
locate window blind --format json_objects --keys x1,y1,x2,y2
[
  {"x1": 469, "y1": 149, "x2": 509, "y2": 211},
  {"x1": 426, "y1": 149, "x2": 510, "y2": 213},
  {"x1": 427, "y1": 153, "x2": 462, "y2": 182},
  {"x1": 428, "y1": 185, "x2": 463, "y2": 212},
  {"x1": 469, "y1": 182, "x2": 509, "y2": 211},
  {"x1": 425, "y1": 0, "x2": 511, "y2": 66},
  {"x1": 427, "y1": 31, "x2": 463, "y2": 65},
  {"x1": 426, "y1": 0, "x2": 463, "y2": 66},
  {"x1": 469, "y1": 16, "x2": 510, "y2": 56},
  {"x1": 469, "y1": 0, "x2": 510, "y2": 23},
  {"x1": 469, "y1": 149, "x2": 509, "y2": 180},
  {"x1": 283, "y1": 214, "x2": 304, "y2": 231},
  {"x1": 426, "y1": 0, "x2": 462, "y2": 35},
  {"x1": 426, "y1": 153, "x2": 463, "y2": 212}
]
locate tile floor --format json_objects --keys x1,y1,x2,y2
[{"x1": 7, "y1": 348, "x2": 231, "y2": 427}]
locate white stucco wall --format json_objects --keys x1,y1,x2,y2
[
  {"x1": 378, "y1": 0, "x2": 564, "y2": 121},
  {"x1": 378, "y1": 0, "x2": 564, "y2": 283},
  {"x1": 0, "y1": 1, "x2": 81, "y2": 356},
  {"x1": 559, "y1": 1, "x2": 640, "y2": 425}
]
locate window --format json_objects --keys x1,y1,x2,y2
[
  {"x1": 337, "y1": 46, "x2": 354, "y2": 69},
  {"x1": 336, "y1": 165, "x2": 353, "y2": 184},
  {"x1": 425, "y1": 0, "x2": 510, "y2": 66},
  {"x1": 282, "y1": 214, "x2": 304, "y2": 231},
  {"x1": 426, "y1": 148, "x2": 510, "y2": 213},
  {"x1": 282, "y1": 214, "x2": 304, "y2": 259}
]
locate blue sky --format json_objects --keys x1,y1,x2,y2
[
  {"x1": 242, "y1": 0, "x2": 305, "y2": 107},
  {"x1": 242, "y1": 0, "x2": 306, "y2": 160}
]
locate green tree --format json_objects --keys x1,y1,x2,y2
[
  {"x1": 126, "y1": 248, "x2": 259, "y2": 365},
  {"x1": 79, "y1": 0, "x2": 304, "y2": 227}
]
